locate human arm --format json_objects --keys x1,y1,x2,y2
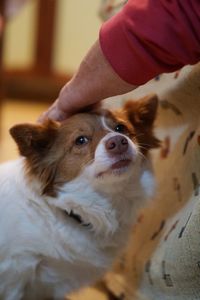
[{"x1": 41, "y1": 0, "x2": 200, "y2": 121}]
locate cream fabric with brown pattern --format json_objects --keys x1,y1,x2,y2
[{"x1": 103, "y1": 64, "x2": 200, "y2": 300}]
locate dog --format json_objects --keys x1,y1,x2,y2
[{"x1": 0, "y1": 95, "x2": 159, "y2": 300}]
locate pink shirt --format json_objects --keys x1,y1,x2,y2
[{"x1": 100, "y1": 0, "x2": 200, "y2": 85}]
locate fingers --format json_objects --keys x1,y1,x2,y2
[{"x1": 38, "y1": 99, "x2": 71, "y2": 123}]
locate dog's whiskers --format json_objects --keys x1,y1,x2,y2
[{"x1": 138, "y1": 149, "x2": 148, "y2": 162}]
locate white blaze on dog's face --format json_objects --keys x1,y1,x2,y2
[{"x1": 10, "y1": 95, "x2": 159, "y2": 197}]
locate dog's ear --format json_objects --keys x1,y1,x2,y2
[
  {"x1": 124, "y1": 94, "x2": 160, "y2": 151},
  {"x1": 10, "y1": 119, "x2": 60, "y2": 158},
  {"x1": 124, "y1": 94, "x2": 158, "y2": 128}
]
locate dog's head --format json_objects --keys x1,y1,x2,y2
[
  {"x1": 10, "y1": 95, "x2": 159, "y2": 237},
  {"x1": 10, "y1": 94, "x2": 159, "y2": 197}
]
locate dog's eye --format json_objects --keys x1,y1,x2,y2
[
  {"x1": 75, "y1": 136, "x2": 89, "y2": 146},
  {"x1": 114, "y1": 124, "x2": 128, "y2": 133}
]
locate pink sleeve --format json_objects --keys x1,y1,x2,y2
[{"x1": 99, "y1": 0, "x2": 200, "y2": 85}]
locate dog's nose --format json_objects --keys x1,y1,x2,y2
[{"x1": 105, "y1": 135, "x2": 128, "y2": 155}]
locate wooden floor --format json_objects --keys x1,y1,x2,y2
[{"x1": 0, "y1": 98, "x2": 108, "y2": 300}]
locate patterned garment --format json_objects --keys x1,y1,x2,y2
[{"x1": 103, "y1": 64, "x2": 200, "y2": 300}]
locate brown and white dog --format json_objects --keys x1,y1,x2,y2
[{"x1": 0, "y1": 95, "x2": 159, "y2": 300}]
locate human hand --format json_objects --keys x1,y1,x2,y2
[{"x1": 39, "y1": 40, "x2": 135, "y2": 122}]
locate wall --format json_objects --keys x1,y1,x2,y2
[
  {"x1": 3, "y1": 0, "x2": 37, "y2": 69},
  {"x1": 53, "y1": 0, "x2": 101, "y2": 73},
  {"x1": 3, "y1": 0, "x2": 101, "y2": 74}
]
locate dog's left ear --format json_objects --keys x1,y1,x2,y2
[
  {"x1": 10, "y1": 119, "x2": 60, "y2": 158},
  {"x1": 124, "y1": 94, "x2": 158, "y2": 128},
  {"x1": 124, "y1": 94, "x2": 160, "y2": 151}
]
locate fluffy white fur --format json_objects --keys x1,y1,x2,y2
[{"x1": 0, "y1": 132, "x2": 154, "y2": 300}]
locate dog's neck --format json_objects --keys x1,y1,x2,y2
[{"x1": 9, "y1": 157, "x2": 153, "y2": 243}]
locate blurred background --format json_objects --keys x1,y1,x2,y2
[
  {"x1": 0, "y1": 1, "x2": 121, "y2": 298},
  {"x1": 0, "y1": 0, "x2": 102, "y2": 162}
]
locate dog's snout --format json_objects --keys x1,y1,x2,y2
[{"x1": 105, "y1": 135, "x2": 128, "y2": 155}]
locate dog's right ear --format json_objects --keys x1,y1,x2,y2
[
  {"x1": 10, "y1": 119, "x2": 60, "y2": 158},
  {"x1": 124, "y1": 94, "x2": 160, "y2": 151}
]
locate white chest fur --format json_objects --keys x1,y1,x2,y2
[{"x1": 0, "y1": 158, "x2": 153, "y2": 300}]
